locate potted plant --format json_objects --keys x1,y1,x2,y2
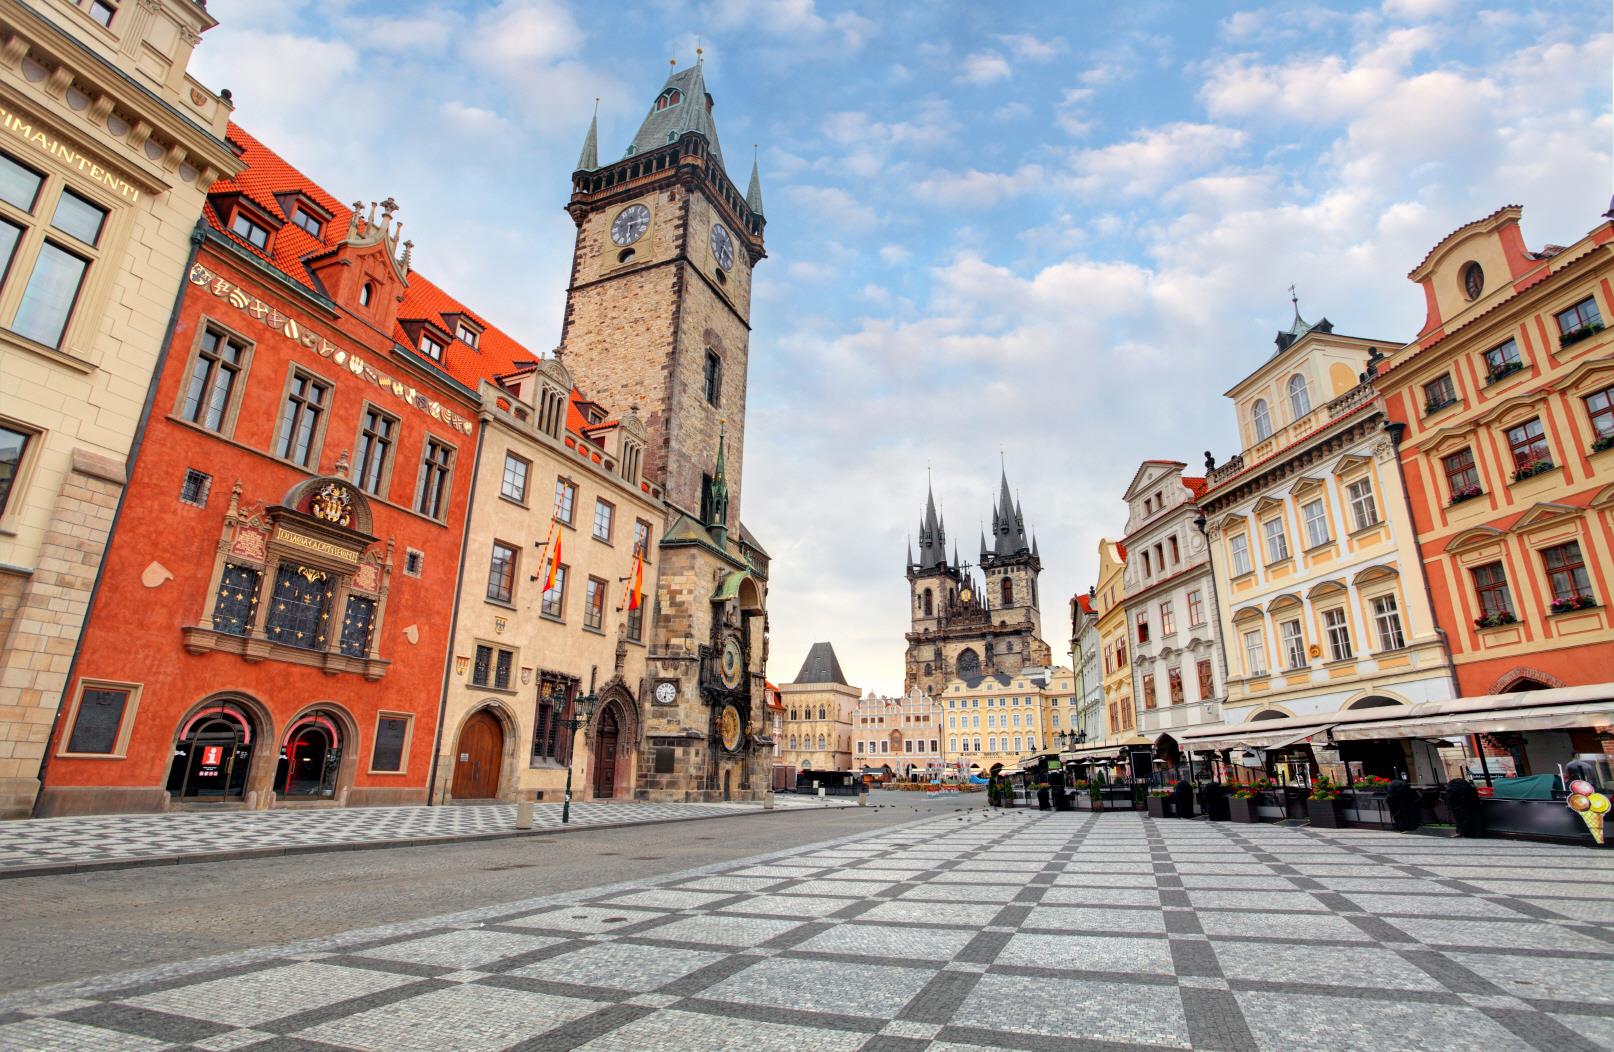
[
  {"x1": 1593, "y1": 434, "x2": 1614, "y2": 454},
  {"x1": 1032, "y1": 781, "x2": 1051, "y2": 811},
  {"x1": 1486, "y1": 359, "x2": 1525, "y2": 384},
  {"x1": 1448, "y1": 485, "x2": 1484, "y2": 505},
  {"x1": 1424, "y1": 395, "x2": 1454, "y2": 416},
  {"x1": 1560, "y1": 320, "x2": 1604, "y2": 348},
  {"x1": 1307, "y1": 776, "x2": 1347, "y2": 828},
  {"x1": 1474, "y1": 610, "x2": 1518, "y2": 629},
  {"x1": 1228, "y1": 779, "x2": 1271, "y2": 823},
  {"x1": 1146, "y1": 786, "x2": 1175, "y2": 818},
  {"x1": 1550, "y1": 593, "x2": 1599, "y2": 614},
  {"x1": 1512, "y1": 455, "x2": 1554, "y2": 482},
  {"x1": 1350, "y1": 775, "x2": 1391, "y2": 791}
]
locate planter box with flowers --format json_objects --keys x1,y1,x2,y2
[
  {"x1": 1424, "y1": 397, "x2": 1457, "y2": 417},
  {"x1": 1070, "y1": 781, "x2": 1101, "y2": 811},
  {"x1": 1448, "y1": 485, "x2": 1484, "y2": 506},
  {"x1": 1593, "y1": 434, "x2": 1614, "y2": 455},
  {"x1": 1512, "y1": 456, "x2": 1554, "y2": 483},
  {"x1": 1306, "y1": 777, "x2": 1347, "y2": 829},
  {"x1": 1486, "y1": 360, "x2": 1525, "y2": 385},
  {"x1": 1474, "y1": 611, "x2": 1518, "y2": 630},
  {"x1": 1560, "y1": 321, "x2": 1604, "y2": 349},
  {"x1": 1229, "y1": 779, "x2": 1272, "y2": 823},
  {"x1": 1550, "y1": 594, "x2": 1599, "y2": 615},
  {"x1": 1347, "y1": 776, "x2": 1394, "y2": 828},
  {"x1": 1146, "y1": 788, "x2": 1175, "y2": 818}
]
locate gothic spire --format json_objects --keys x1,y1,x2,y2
[
  {"x1": 708, "y1": 421, "x2": 730, "y2": 541},
  {"x1": 577, "y1": 99, "x2": 600, "y2": 172},
  {"x1": 746, "y1": 147, "x2": 765, "y2": 215}
]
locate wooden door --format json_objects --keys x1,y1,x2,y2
[
  {"x1": 452, "y1": 711, "x2": 502, "y2": 799},
  {"x1": 592, "y1": 707, "x2": 619, "y2": 798}
]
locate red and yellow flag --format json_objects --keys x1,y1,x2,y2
[
  {"x1": 544, "y1": 521, "x2": 562, "y2": 593},
  {"x1": 628, "y1": 541, "x2": 644, "y2": 611}
]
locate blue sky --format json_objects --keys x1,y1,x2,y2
[{"x1": 194, "y1": 0, "x2": 1612, "y2": 694}]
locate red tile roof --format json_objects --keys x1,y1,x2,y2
[
  {"x1": 1076, "y1": 594, "x2": 1095, "y2": 614},
  {"x1": 1182, "y1": 476, "x2": 1208, "y2": 498},
  {"x1": 207, "y1": 123, "x2": 614, "y2": 445}
]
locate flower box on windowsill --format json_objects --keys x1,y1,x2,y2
[
  {"x1": 1560, "y1": 321, "x2": 1604, "y2": 349},
  {"x1": 1592, "y1": 435, "x2": 1614, "y2": 454},
  {"x1": 1549, "y1": 595, "x2": 1599, "y2": 615},
  {"x1": 1473, "y1": 611, "x2": 1518, "y2": 630},
  {"x1": 1512, "y1": 458, "x2": 1554, "y2": 483},
  {"x1": 1424, "y1": 398, "x2": 1457, "y2": 417},
  {"x1": 1448, "y1": 486, "x2": 1484, "y2": 506},
  {"x1": 1486, "y1": 361, "x2": 1525, "y2": 385}
]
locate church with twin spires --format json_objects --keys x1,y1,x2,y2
[{"x1": 904, "y1": 469, "x2": 1052, "y2": 697}]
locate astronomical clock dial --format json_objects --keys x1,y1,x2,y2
[
  {"x1": 654, "y1": 681, "x2": 678, "y2": 705},
  {"x1": 611, "y1": 204, "x2": 650, "y2": 246},
  {"x1": 719, "y1": 704, "x2": 742, "y2": 751},
  {"x1": 710, "y1": 222, "x2": 734, "y2": 270},
  {"x1": 959, "y1": 584, "x2": 973, "y2": 604},
  {"x1": 719, "y1": 635, "x2": 744, "y2": 689}
]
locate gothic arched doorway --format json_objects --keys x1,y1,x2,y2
[
  {"x1": 167, "y1": 700, "x2": 258, "y2": 801},
  {"x1": 452, "y1": 709, "x2": 504, "y2": 800},
  {"x1": 275, "y1": 710, "x2": 345, "y2": 798},
  {"x1": 592, "y1": 704, "x2": 621, "y2": 799}
]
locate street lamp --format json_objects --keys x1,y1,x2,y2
[
  {"x1": 1058, "y1": 729, "x2": 1087, "y2": 751},
  {"x1": 560, "y1": 669, "x2": 600, "y2": 825}
]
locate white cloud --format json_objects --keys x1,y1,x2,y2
[
  {"x1": 1382, "y1": 0, "x2": 1456, "y2": 20},
  {"x1": 997, "y1": 34, "x2": 1064, "y2": 62},
  {"x1": 784, "y1": 185, "x2": 879, "y2": 230},
  {"x1": 994, "y1": 101, "x2": 1032, "y2": 122},
  {"x1": 1056, "y1": 87, "x2": 1096, "y2": 135},
  {"x1": 1070, "y1": 123, "x2": 1248, "y2": 195},
  {"x1": 913, "y1": 166, "x2": 1045, "y2": 208},
  {"x1": 704, "y1": 0, "x2": 874, "y2": 51},
  {"x1": 959, "y1": 51, "x2": 1013, "y2": 84},
  {"x1": 879, "y1": 244, "x2": 912, "y2": 264}
]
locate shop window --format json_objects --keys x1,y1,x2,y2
[
  {"x1": 354, "y1": 407, "x2": 397, "y2": 496},
  {"x1": 64, "y1": 685, "x2": 130, "y2": 754},
  {"x1": 0, "y1": 151, "x2": 110, "y2": 350},
  {"x1": 1541, "y1": 542, "x2": 1592, "y2": 604},
  {"x1": 210, "y1": 564, "x2": 261, "y2": 636},
  {"x1": 230, "y1": 211, "x2": 270, "y2": 250},
  {"x1": 592, "y1": 498, "x2": 614, "y2": 542},
  {"x1": 180, "y1": 468, "x2": 211, "y2": 508},
  {"x1": 264, "y1": 565, "x2": 334, "y2": 650},
  {"x1": 275, "y1": 370, "x2": 329, "y2": 468},
  {"x1": 541, "y1": 564, "x2": 568, "y2": 619},
  {"x1": 1371, "y1": 594, "x2": 1406, "y2": 651},
  {"x1": 584, "y1": 576, "x2": 606, "y2": 630},
  {"x1": 486, "y1": 541, "x2": 518, "y2": 604},
  {"x1": 500, "y1": 452, "x2": 529, "y2": 503},
  {"x1": 1472, "y1": 563, "x2": 1514, "y2": 619},
  {"x1": 553, "y1": 477, "x2": 577, "y2": 525},
  {"x1": 1322, "y1": 607, "x2": 1353, "y2": 661},
  {"x1": 370, "y1": 715, "x2": 410, "y2": 773},
  {"x1": 339, "y1": 595, "x2": 375, "y2": 657},
  {"x1": 179, "y1": 327, "x2": 248, "y2": 433},
  {"x1": 276, "y1": 710, "x2": 344, "y2": 798},
  {"x1": 415, "y1": 437, "x2": 454, "y2": 519},
  {"x1": 1346, "y1": 479, "x2": 1379, "y2": 530},
  {"x1": 0, "y1": 423, "x2": 30, "y2": 517}
]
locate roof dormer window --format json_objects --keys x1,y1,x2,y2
[
  {"x1": 290, "y1": 207, "x2": 322, "y2": 238},
  {"x1": 655, "y1": 88, "x2": 683, "y2": 111},
  {"x1": 230, "y1": 211, "x2": 270, "y2": 250},
  {"x1": 456, "y1": 323, "x2": 480, "y2": 348},
  {"x1": 419, "y1": 332, "x2": 445, "y2": 361}
]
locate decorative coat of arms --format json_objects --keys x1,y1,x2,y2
[{"x1": 310, "y1": 482, "x2": 353, "y2": 526}]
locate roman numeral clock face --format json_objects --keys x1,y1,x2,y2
[
  {"x1": 710, "y1": 222, "x2": 734, "y2": 270},
  {"x1": 611, "y1": 204, "x2": 649, "y2": 246}
]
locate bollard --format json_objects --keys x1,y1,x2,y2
[
  {"x1": 858, "y1": 792, "x2": 867, "y2": 807},
  {"x1": 764, "y1": 791, "x2": 775, "y2": 810},
  {"x1": 515, "y1": 795, "x2": 534, "y2": 830},
  {"x1": 817, "y1": 786, "x2": 826, "y2": 801}
]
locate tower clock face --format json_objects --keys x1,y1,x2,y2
[
  {"x1": 720, "y1": 635, "x2": 744, "y2": 689},
  {"x1": 710, "y1": 222, "x2": 734, "y2": 270},
  {"x1": 611, "y1": 204, "x2": 650, "y2": 246}
]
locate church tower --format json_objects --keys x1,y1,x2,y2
[
  {"x1": 561, "y1": 61, "x2": 772, "y2": 803},
  {"x1": 978, "y1": 466, "x2": 1047, "y2": 672},
  {"x1": 559, "y1": 59, "x2": 765, "y2": 524}
]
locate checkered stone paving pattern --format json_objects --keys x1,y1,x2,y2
[
  {"x1": 3, "y1": 811, "x2": 1611, "y2": 1051},
  {"x1": 0, "y1": 796, "x2": 853, "y2": 876}
]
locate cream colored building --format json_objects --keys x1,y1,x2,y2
[
  {"x1": 939, "y1": 666, "x2": 1071, "y2": 776},
  {"x1": 1195, "y1": 308, "x2": 1455, "y2": 733},
  {"x1": 779, "y1": 641, "x2": 857, "y2": 773},
  {"x1": 436, "y1": 360, "x2": 660, "y2": 803},
  {"x1": 0, "y1": 0, "x2": 239, "y2": 817},
  {"x1": 853, "y1": 687, "x2": 943, "y2": 778}
]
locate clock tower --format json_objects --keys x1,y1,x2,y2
[{"x1": 561, "y1": 61, "x2": 773, "y2": 802}]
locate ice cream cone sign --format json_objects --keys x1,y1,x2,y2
[{"x1": 1567, "y1": 785, "x2": 1608, "y2": 845}]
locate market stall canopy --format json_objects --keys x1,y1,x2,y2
[
  {"x1": 1061, "y1": 735, "x2": 1152, "y2": 761},
  {"x1": 1179, "y1": 683, "x2": 1614, "y2": 750},
  {"x1": 998, "y1": 767, "x2": 1025, "y2": 776}
]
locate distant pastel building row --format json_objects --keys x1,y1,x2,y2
[{"x1": 1068, "y1": 204, "x2": 1614, "y2": 785}]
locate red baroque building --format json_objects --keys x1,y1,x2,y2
[
  {"x1": 1377, "y1": 205, "x2": 1614, "y2": 702},
  {"x1": 36, "y1": 127, "x2": 489, "y2": 814}
]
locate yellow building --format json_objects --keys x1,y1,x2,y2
[
  {"x1": 436, "y1": 361, "x2": 660, "y2": 804},
  {"x1": 779, "y1": 641, "x2": 857, "y2": 773},
  {"x1": 0, "y1": 0, "x2": 240, "y2": 817},
  {"x1": 939, "y1": 666, "x2": 1071, "y2": 776},
  {"x1": 1185, "y1": 306, "x2": 1455, "y2": 775}
]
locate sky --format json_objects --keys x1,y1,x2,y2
[{"x1": 192, "y1": 0, "x2": 1612, "y2": 696}]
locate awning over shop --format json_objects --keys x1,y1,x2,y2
[
  {"x1": 1060, "y1": 735, "x2": 1152, "y2": 761},
  {"x1": 998, "y1": 767, "x2": 1025, "y2": 776},
  {"x1": 1178, "y1": 682, "x2": 1614, "y2": 751}
]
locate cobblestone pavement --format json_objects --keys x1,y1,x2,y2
[
  {"x1": 0, "y1": 797, "x2": 853, "y2": 875},
  {"x1": 2, "y1": 810, "x2": 1611, "y2": 1051}
]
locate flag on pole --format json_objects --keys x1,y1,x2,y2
[
  {"x1": 544, "y1": 521, "x2": 562, "y2": 593},
  {"x1": 628, "y1": 541, "x2": 644, "y2": 611}
]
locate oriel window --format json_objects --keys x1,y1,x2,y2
[
  {"x1": 339, "y1": 595, "x2": 376, "y2": 657},
  {"x1": 211, "y1": 564, "x2": 262, "y2": 636},
  {"x1": 265, "y1": 565, "x2": 333, "y2": 650}
]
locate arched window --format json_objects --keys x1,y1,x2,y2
[
  {"x1": 1288, "y1": 374, "x2": 1311, "y2": 418},
  {"x1": 789, "y1": 736, "x2": 797, "y2": 749},
  {"x1": 359, "y1": 282, "x2": 374, "y2": 307},
  {"x1": 655, "y1": 88, "x2": 683, "y2": 110},
  {"x1": 167, "y1": 700, "x2": 258, "y2": 801},
  {"x1": 817, "y1": 734, "x2": 826, "y2": 750},
  {"x1": 276, "y1": 709, "x2": 345, "y2": 798},
  {"x1": 818, "y1": 705, "x2": 826, "y2": 720},
  {"x1": 922, "y1": 589, "x2": 933, "y2": 616},
  {"x1": 1252, "y1": 399, "x2": 1272, "y2": 441},
  {"x1": 1001, "y1": 577, "x2": 1014, "y2": 606}
]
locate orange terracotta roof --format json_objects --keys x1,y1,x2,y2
[
  {"x1": 1076, "y1": 594, "x2": 1095, "y2": 614},
  {"x1": 1182, "y1": 476, "x2": 1208, "y2": 498}
]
